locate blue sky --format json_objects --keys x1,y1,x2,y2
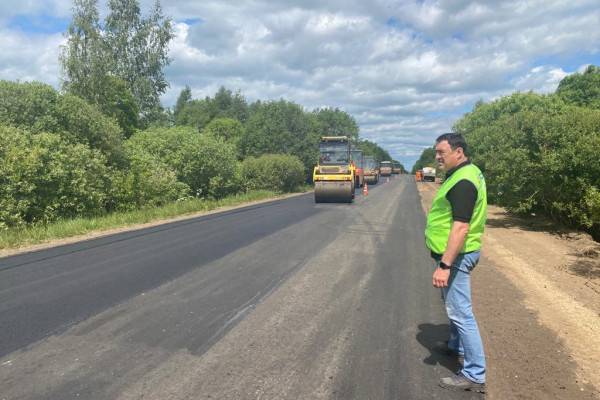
[
  {"x1": 8, "y1": 14, "x2": 70, "y2": 34},
  {"x1": 1, "y1": 0, "x2": 599, "y2": 169}
]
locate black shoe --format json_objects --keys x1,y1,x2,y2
[{"x1": 439, "y1": 374, "x2": 485, "y2": 393}]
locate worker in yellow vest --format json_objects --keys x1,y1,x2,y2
[{"x1": 425, "y1": 133, "x2": 487, "y2": 393}]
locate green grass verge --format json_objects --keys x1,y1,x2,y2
[{"x1": 0, "y1": 189, "x2": 310, "y2": 251}]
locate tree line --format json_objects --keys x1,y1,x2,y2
[
  {"x1": 415, "y1": 65, "x2": 600, "y2": 240},
  {"x1": 0, "y1": 0, "x2": 395, "y2": 230}
]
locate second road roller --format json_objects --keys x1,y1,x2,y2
[
  {"x1": 313, "y1": 136, "x2": 356, "y2": 203},
  {"x1": 351, "y1": 147, "x2": 364, "y2": 188},
  {"x1": 363, "y1": 156, "x2": 380, "y2": 184}
]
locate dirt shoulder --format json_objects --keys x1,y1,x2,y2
[{"x1": 417, "y1": 182, "x2": 600, "y2": 400}]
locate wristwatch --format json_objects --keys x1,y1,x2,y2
[{"x1": 439, "y1": 261, "x2": 452, "y2": 270}]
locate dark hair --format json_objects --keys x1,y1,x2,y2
[{"x1": 436, "y1": 132, "x2": 468, "y2": 154}]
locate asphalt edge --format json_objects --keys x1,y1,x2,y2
[{"x1": 0, "y1": 191, "x2": 313, "y2": 259}]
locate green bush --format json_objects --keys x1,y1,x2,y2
[
  {"x1": 54, "y1": 94, "x2": 125, "y2": 165},
  {"x1": 202, "y1": 117, "x2": 244, "y2": 142},
  {"x1": 556, "y1": 65, "x2": 600, "y2": 110},
  {"x1": 0, "y1": 80, "x2": 125, "y2": 165},
  {"x1": 241, "y1": 154, "x2": 306, "y2": 193},
  {"x1": 0, "y1": 125, "x2": 111, "y2": 228},
  {"x1": 454, "y1": 89, "x2": 600, "y2": 239},
  {"x1": 0, "y1": 81, "x2": 59, "y2": 132},
  {"x1": 107, "y1": 152, "x2": 189, "y2": 211},
  {"x1": 240, "y1": 100, "x2": 321, "y2": 177},
  {"x1": 202, "y1": 117, "x2": 244, "y2": 157},
  {"x1": 126, "y1": 126, "x2": 240, "y2": 199}
]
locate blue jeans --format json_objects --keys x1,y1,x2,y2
[{"x1": 435, "y1": 251, "x2": 486, "y2": 383}]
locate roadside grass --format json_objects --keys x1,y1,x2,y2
[{"x1": 0, "y1": 188, "x2": 311, "y2": 251}]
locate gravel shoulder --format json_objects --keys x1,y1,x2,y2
[{"x1": 417, "y1": 181, "x2": 600, "y2": 400}]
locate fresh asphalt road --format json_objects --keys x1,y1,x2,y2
[{"x1": 0, "y1": 176, "x2": 481, "y2": 400}]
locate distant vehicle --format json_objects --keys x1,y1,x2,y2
[
  {"x1": 363, "y1": 156, "x2": 380, "y2": 184},
  {"x1": 422, "y1": 167, "x2": 436, "y2": 182},
  {"x1": 380, "y1": 161, "x2": 392, "y2": 176},
  {"x1": 392, "y1": 161, "x2": 402, "y2": 174}
]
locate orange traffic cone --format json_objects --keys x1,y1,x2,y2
[{"x1": 363, "y1": 182, "x2": 368, "y2": 196}]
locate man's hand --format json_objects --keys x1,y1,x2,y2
[{"x1": 432, "y1": 267, "x2": 451, "y2": 288}]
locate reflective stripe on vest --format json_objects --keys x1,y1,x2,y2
[{"x1": 425, "y1": 163, "x2": 487, "y2": 254}]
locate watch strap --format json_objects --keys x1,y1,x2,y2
[{"x1": 439, "y1": 261, "x2": 452, "y2": 270}]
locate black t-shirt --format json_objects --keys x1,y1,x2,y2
[{"x1": 445, "y1": 161, "x2": 477, "y2": 223}]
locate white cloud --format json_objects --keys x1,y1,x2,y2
[
  {"x1": 512, "y1": 66, "x2": 569, "y2": 93},
  {"x1": 0, "y1": 29, "x2": 64, "y2": 87}
]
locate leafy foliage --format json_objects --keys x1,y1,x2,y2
[
  {"x1": 61, "y1": 0, "x2": 173, "y2": 127},
  {"x1": 0, "y1": 80, "x2": 125, "y2": 165},
  {"x1": 54, "y1": 94, "x2": 126, "y2": 165},
  {"x1": 126, "y1": 126, "x2": 240, "y2": 199},
  {"x1": 105, "y1": 0, "x2": 173, "y2": 123},
  {"x1": 240, "y1": 99, "x2": 321, "y2": 177},
  {"x1": 0, "y1": 125, "x2": 111, "y2": 228},
  {"x1": 556, "y1": 65, "x2": 600, "y2": 110},
  {"x1": 0, "y1": 81, "x2": 59, "y2": 132},
  {"x1": 107, "y1": 151, "x2": 189, "y2": 211},
  {"x1": 313, "y1": 108, "x2": 359, "y2": 141},
  {"x1": 202, "y1": 117, "x2": 244, "y2": 147},
  {"x1": 173, "y1": 85, "x2": 192, "y2": 120},
  {"x1": 177, "y1": 89, "x2": 391, "y2": 182},
  {"x1": 452, "y1": 81, "x2": 600, "y2": 239},
  {"x1": 241, "y1": 154, "x2": 306, "y2": 193},
  {"x1": 176, "y1": 86, "x2": 249, "y2": 130},
  {"x1": 94, "y1": 75, "x2": 140, "y2": 138},
  {"x1": 411, "y1": 147, "x2": 436, "y2": 173},
  {"x1": 60, "y1": 0, "x2": 109, "y2": 107}
]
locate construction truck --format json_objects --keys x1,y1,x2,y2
[
  {"x1": 351, "y1": 148, "x2": 364, "y2": 188},
  {"x1": 313, "y1": 136, "x2": 356, "y2": 203},
  {"x1": 422, "y1": 166, "x2": 436, "y2": 182},
  {"x1": 392, "y1": 161, "x2": 402, "y2": 174},
  {"x1": 363, "y1": 156, "x2": 379, "y2": 184},
  {"x1": 380, "y1": 161, "x2": 392, "y2": 177}
]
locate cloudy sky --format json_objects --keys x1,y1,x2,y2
[{"x1": 1, "y1": 1, "x2": 600, "y2": 168}]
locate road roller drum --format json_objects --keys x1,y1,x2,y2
[{"x1": 314, "y1": 181, "x2": 354, "y2": 203}]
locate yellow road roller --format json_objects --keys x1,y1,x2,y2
[
  {"x1": 363, "y1": 156, "x2": 380, "y2": 184},
  {"x1": 313, "y1": 136, "x2": 356, "y2": 203}
]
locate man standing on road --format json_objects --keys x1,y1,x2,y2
[{"x1": 425, "y1": 133, "x2": 487, "y2": 393}]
